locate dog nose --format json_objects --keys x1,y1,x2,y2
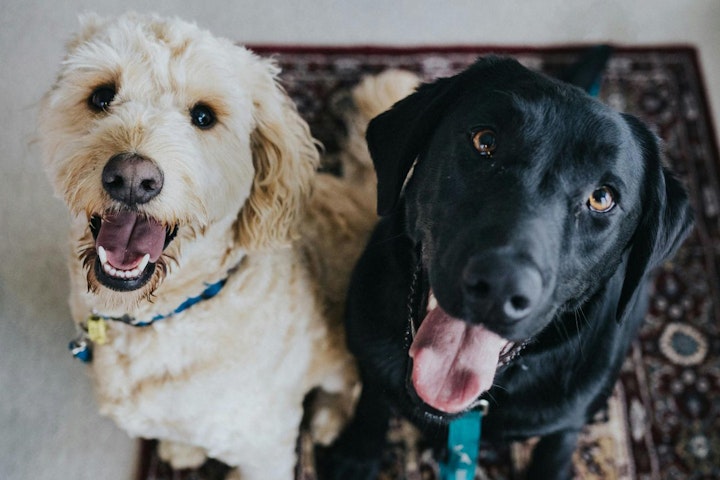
[
  {"x1": 102, "y1": 153, "x2": 164, "y2": 205},
  {"x1": 462, "y1": 252, "x2": 543, "y2": 323}
]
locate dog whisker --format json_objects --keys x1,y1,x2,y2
[
  {"x1": 573, "y1": 309, "x2": 586, "y2": 359},
  {"x1": 484, "y1": 389, "x2": 502, "y2": 408},
  {"x1": 369, "y1": 232, "x2": 409, "y2": 247}
]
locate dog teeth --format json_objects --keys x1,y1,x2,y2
[
  {"x1": 97, "y1": 247, "x2": 150, "y2": 280},
  {"x1": 427, "y1": 291, "x2": 438, "y2": 312},
  {"x1": 137, "y1": 253, "x2": 150, "y2": 272},
  {"x1": 97, "y1": 245, "x2": 108, "y2": 265}
]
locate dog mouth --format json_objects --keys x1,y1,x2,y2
[
  {"x1": 406, "y1": 279, "x2": 527, "y2": 415},
  {"x1": 89, "y1": 211, "x2": 178, "y2": 292}
]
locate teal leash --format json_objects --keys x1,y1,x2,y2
[
  {"x1": 406, "y1": 254, "x2": 488, "y2": 480},
  {"x1": 439, "y1": 399, "x2": 488, "y2": 480}
]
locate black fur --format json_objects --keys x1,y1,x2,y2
[{"x1": 322, "y1": 57, "x2": 693, "y2": 479}]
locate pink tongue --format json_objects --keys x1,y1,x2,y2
[
  {"x1": 409, "y1": 305, "x2": 507, "y2": 413},
  {"x1": 96, "y1": 211, "x2": 166, "y2": 269}
]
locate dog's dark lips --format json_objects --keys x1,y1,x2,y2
[{"x1": 89, "y1": 214, "x2": 178, "y2": 292}]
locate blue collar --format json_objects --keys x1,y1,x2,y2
[
  {"x1": 69, "y1": 274, "x2": 230, "y2": 363},
  {"x1": 99, "y1": 277, "x2": 227, "y2": 327}
]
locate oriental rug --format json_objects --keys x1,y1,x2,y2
[{"x1": 138, "y1": 45, "x2": 720, "y2": 480}]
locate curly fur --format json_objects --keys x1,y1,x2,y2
[{"x1": 39, "y1": 12, "x2": 418, "y2": 479}]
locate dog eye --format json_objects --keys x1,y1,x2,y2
[
  {"x1": 587, "y1": 186, "x2": 616, "y2": 213},
  {"x1": 472, "y1": 129, "x2": 497, "y2": 156},
  {"x1": 190, "y1": 104, "x2": 216, "y2": 129},
  {"x1": 89, "y1": 86, "x2": 116, "y2": 112}
]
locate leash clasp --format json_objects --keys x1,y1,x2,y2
[{"x1": 477, "y1": 398, "x2": 489, "y2": 416}]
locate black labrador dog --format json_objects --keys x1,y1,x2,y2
[{"x1": 324, "y1": 57, "x2": 693, "y2": 479}]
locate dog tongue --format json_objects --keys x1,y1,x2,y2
[
  {"x1": 96, "y1": 211, "x2": 166, "y2": 269},
  {"x1": 409, "y1": 303, "x2": 507, "y2": 413}
]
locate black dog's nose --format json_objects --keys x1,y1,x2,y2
[
  {"x1": 102, "y1": 153, "x2": 164, "y2": 205},
  {"x1": 462, "y1": 252, "x2": 543, "y2": 323}
]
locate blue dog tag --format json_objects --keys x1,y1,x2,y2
[{"x1": 69, "y1": 337, "x2": 92, "y2": 363}]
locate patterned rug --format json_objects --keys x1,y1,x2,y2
[{"x1": 138, "y1": 46, "x2": 720, "y2": 480}]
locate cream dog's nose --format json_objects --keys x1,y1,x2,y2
[{"x1": 102, "y1": 153, "x2": 164, "y2": 205}]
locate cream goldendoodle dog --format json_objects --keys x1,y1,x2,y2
[{"x1": 39, "y1": 13, "x2": 418, "y2": 479}]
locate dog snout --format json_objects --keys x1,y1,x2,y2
[
  {"x1": 102, "y1": 153, "x2": 164, "y2": 205},
  {"x1": 462, "y1": 252, "x2": 543, "y2": 324}
]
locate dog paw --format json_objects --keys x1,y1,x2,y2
[
  {"x1": 224, "y1": 468, "x2": 243, "y2": 480},
  {"x1": 307, "y1": 387, "x2": 359, "y2": 446},
  {"x1": 157, "y1": 440, "x2": 207, "y2": 470},
  {"x1": 310, "y1": 405, "x2": 346, "y2": 446}
]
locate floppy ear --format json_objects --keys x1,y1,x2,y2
[
  {"x1": 367, "y1": 56, "x2": 533, "y2": 215},
  {"x1": 366, "y1": 74, "x2": 461, "y2": 216},
  {"x1": 236, "y1": 56, "x2": 320, "y2": 250},
  {"x1": 616, "y1": 114, "x2": 694, "y2": 322}
]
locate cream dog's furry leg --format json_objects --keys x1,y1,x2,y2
[
  {"x1": 308, "y1": 389, "x2": 358, "y2": 446},
  {"x1": 223, "y1": 436, "x2": 298, "y2": 480},
  {"x1": 225, "y1": 468, "x2": 243, "y2": 480},
  {"x1": 157, "y1": 440, "x2": 207, "y2": 469}
]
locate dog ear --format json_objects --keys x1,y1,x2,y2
[
  {"x1": 367, "y1": 56, "x2": 528, "y2": 216},
  {"x1": 616, "y1": 114, "x2": 694, "y2": 322},
  {"x1": 237, "y1": 56, "x2": 320, "y2": 250},
  {"x1": 366, "y1": 74, "x2": 462, "y2": 216}
]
